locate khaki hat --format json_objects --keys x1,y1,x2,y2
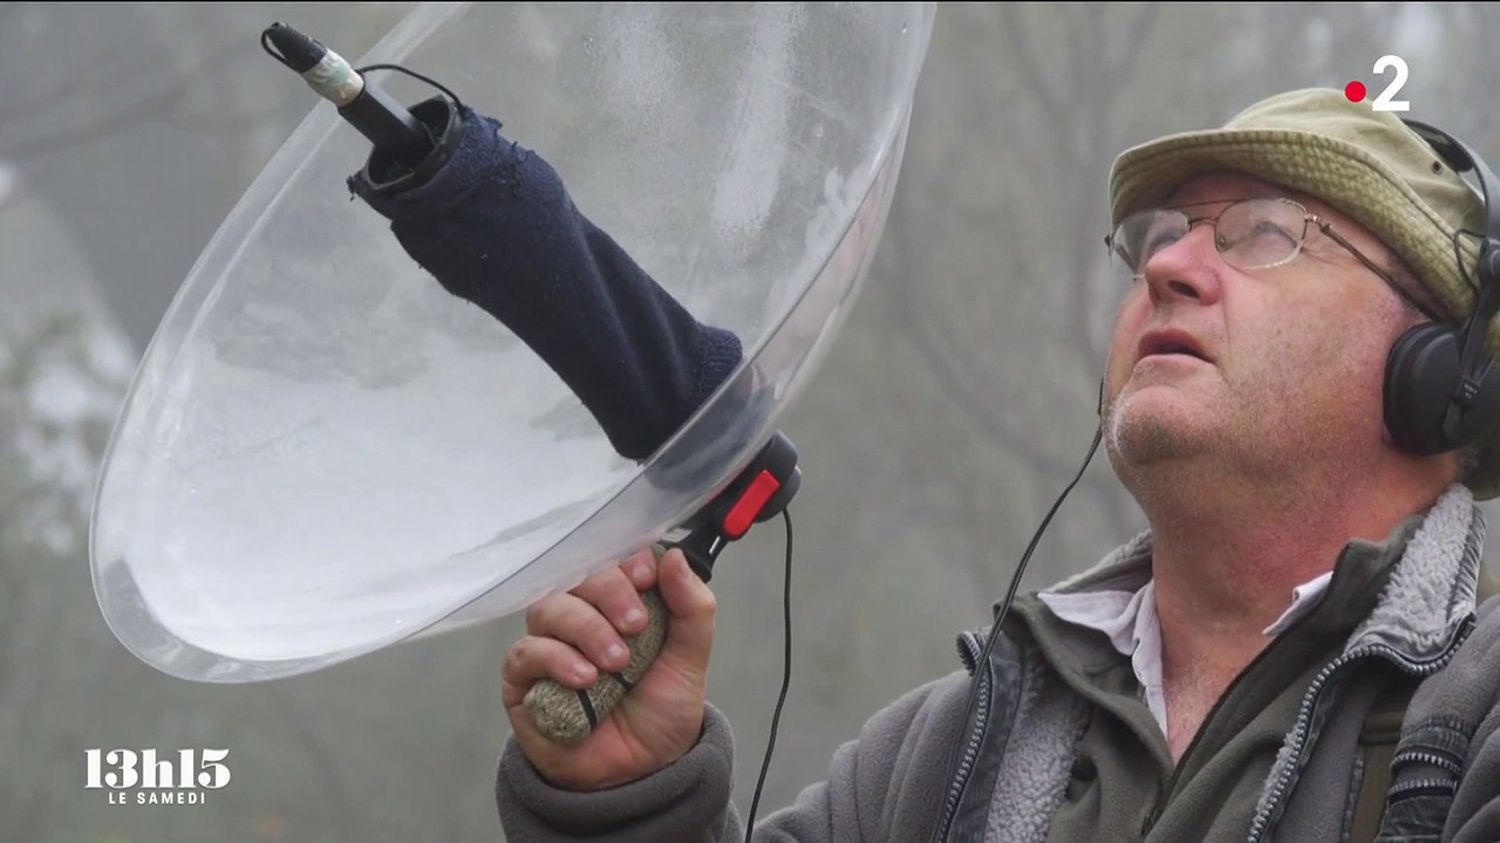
[{"x1": 1108, "y1": 87, "x2": 1499, "y2": 497}]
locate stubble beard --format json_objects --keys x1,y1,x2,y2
[
  {"x1": 1101, "y1": 383, "x2": 1244, "y2": 503},
  {"x1": 1104, "y1": 389, "x2": 1213, "y2": 467},
  {"x1": 1103, "y1": 374, "x2": 1367, "y2": 506}
]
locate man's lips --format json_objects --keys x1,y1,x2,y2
[{"x1": 1137, "y1": 329, "x2": 1213, "y2": 364}]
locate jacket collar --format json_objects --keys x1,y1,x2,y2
[
  {"x1": 1022, "y1": 484, "x2": 1485, "y2": 664},
  {"x1": 1345, "y1": 483, "x2": 1484, "y2": 662}
]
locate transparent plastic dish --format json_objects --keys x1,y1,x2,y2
[{"x1": 91, "y1": 1, "x2": 936, "y2": 682}]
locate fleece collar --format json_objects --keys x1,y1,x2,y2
[{"x1": 1344, "y1": 484, "x2": 1484, "y2": 661}]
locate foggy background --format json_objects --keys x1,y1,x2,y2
[{"x1": 5, "y1": 3, "x2": 1500, "y2": 840}]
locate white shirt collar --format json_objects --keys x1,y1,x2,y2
[{"x1": 1037, "y1": 570, "x2": 1333, "y2": 735}]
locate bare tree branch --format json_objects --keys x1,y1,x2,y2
[
  {"x1": 996, "y1": 5, "x2": 1070, "y2": 146},
  {"x1": 1103, "y1": 4, "x2": 1162, "y2": 120},
  {"x1": 878, "y1": 211, "x2": 1077, "y2": 479}
]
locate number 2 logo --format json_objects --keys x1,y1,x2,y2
[{"x1": 1371, "y1": 55, "x2": 1409, "y2": 113}]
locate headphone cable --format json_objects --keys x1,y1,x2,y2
[
  {"x1": 929, "y1": 424, "x2": 1102, "y2": 842},
  {"x1": 743, "y1": 507, "x2": 794, "y2": 841}
]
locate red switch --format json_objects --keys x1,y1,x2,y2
[{"x1": 721, "y1": 470, "x2": 782, "y2": 539}]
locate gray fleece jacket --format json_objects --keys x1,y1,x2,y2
[{"x1": 496, "y1": 485, "x2": 1500, "y2": 842}]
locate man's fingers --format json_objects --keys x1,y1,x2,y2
[
  {"x1": 654, "y1": 547, "x2": 716, "y2": 668},
  {"x1": 620, "y1": 546, "x2": 660, "y2": 590},
  {"x1": 501, "y1": 635, "x2": 597, "y2": 705},
  {"x1": 570, "y1": 564, "x2": 651, "y2": 636},
  {"x1": 525, "y1": 592, "x2": 632, "y2": 672}
]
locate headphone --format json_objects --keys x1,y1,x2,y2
[{"x1": 1383, "y1": 120, "x2": 1500, "y2": 456}]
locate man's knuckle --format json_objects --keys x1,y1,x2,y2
[
  {"x1": 524, "y1": 600, "x2": 550, "y2": 629},
  {"x1": 529, "y1": 597, "x2": 576, "y2": 633},
  {"x1": 504, "y1": 640, "x2": 529, "y2": 674},
  {"x1": 592, "y1": 625, "x2": 622, "y2": 651}
]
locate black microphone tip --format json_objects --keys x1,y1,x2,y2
[{"x1": 264, "y1": 22, "x2": 326, "y2": 73}]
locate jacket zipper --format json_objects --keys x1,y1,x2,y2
[
  {"x1": 1386, "y1": 776, "x2": 1458, "y2": 800},
  {"x1": 1140, "y1": 602, "x2": 1329, "y2": 835},
  {"x1": 958, "y1": 631, "x2": 982, "y2": 674},
  {"x1": 1244, "y1": 616, "x2": 1475, "y2": 843},
  {"x1": 934, "y1": 631, "x2": 990, "y2": 842},
  {"x1": 1388, "y1": 747, "x2": 1464, "y2": 778}
]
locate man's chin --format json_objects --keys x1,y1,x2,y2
[{"x1": 1104, "y1": 402, "x2": 1212, "y2": 466}]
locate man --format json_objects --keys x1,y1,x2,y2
[{"x1": 494, "y1": 89, "x2": 1500, "y2": 841}]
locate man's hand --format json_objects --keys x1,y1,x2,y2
[{"x1": 502, "y1": 546, "x2": 716, "y2": 791}]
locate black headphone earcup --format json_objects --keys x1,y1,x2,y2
[{"x1": 1385, "y1": 324, "x2": 1463, "y2": 455}]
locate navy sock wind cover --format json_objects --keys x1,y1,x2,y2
[{"x1": 348, "y1": 103, "x2": 744, "y2": 462}]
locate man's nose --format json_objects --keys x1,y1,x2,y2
[{"x1": 1140, "y1": 223, "x2": 1224, "y2": 308}]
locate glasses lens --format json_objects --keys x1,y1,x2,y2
[
  {"x1": 1109, "y1": 209, "x2": 1187, "y2": 278},
  {"x1": 1215, "y1": 199, "x2": 1306, "y2": 270}
]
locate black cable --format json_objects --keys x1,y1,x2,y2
[
  {"x1": 1454, "y1": 228, "x2": 1484, "y2": 295},
  {"x1": 930, "y1": 424, "x2": 1101, "y2": 842},
  {"x1": 260, "y1": 29, "x2": 294, "y2": 69},
  {"x1": 355, "y1": 62, "x2": 466, "y2": 111},
  {"x1": 989, "y1": 426, "x2": 1102, "y2": 637},
  {"x1": 744, "y1": 508, "x2": 794, "y2": 841}
]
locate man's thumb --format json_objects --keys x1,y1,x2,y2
[{"x1": 654, "y1": 548, "x2": 716, "y2": 668}]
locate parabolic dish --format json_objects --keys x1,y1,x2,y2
[{"x1": 90, "y1": 1, "x2": 935, "y2": 681}]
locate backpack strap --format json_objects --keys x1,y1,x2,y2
[{"x1": 1348, "y1": 674, "x2": 1419, "y2": 842}]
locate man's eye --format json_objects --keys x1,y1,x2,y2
[
  {"x1": 1142, "y1": 229, "x2": 1183, "y2": 258},
  {"x1": 1241, "y1": 221, "x2": 1297, "y2": 247}
]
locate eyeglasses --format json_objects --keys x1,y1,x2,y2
[{"x1": 1104, "y1": 197, "x2": 1443, "y2": 321}]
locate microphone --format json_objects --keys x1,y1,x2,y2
[{"x1": 261, "y1": 22, "x2": 433, "y2": 169}]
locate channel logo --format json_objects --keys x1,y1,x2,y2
[{"x1": 84, "y1": 748, "x2": 231, "y2": 806}]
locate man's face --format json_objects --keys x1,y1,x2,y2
[{"x1": 1101, "y1": 172, "x2": 1423, "y2": 486}]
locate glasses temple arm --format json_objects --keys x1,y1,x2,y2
[{"x1": 1316, "y1": 221, "x2": 1447, "y2": 323}]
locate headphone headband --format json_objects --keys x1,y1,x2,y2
[{"x1": 1384, "y1": 119, "x2": 1500, "y2": 456}]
